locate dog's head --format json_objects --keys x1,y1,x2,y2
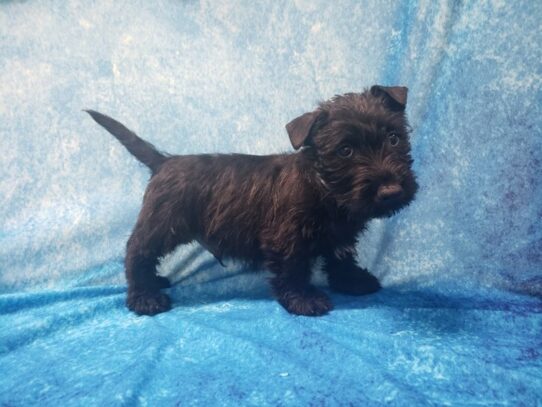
[{"x1": 286, "y1": 85, "x2": 418, "y2": 219}]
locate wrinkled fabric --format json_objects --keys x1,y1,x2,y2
[{"x1": 1, "y1": 1, "x2": 541, "y2": 405}]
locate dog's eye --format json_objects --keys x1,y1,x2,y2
[
  {"x1": 337, "y1": 144, "x2": 353, "y2": 158},
  {"x1": 388, "y1": 133, "x2": 400, "y2": 147}
]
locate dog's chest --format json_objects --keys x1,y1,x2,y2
[{"x1": 304, "y1": 213, "x2": 364, "y2": 256}]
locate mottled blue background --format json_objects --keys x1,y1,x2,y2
[{"x1": 1, "y1": 1, "x2": 541, "y2": 405}]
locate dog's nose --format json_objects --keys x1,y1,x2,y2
[{"x1": 376, "y1": 184, "x2": 403, "y2": 203}]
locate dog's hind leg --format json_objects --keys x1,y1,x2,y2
[{"x1": 124, "y1": 213, "x2": 192, "y2": 316}]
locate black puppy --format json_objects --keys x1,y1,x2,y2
[{"x1": 86, "y1": 85, "x2": 418, "y2": 316}]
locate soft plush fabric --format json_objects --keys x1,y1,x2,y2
[{"x1": 1, "y1": 1, "x2": 541, "y2": 405}]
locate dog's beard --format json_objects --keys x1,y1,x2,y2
[{"x1": 370, "y1": 197, "x2": 410, "y2": 218}]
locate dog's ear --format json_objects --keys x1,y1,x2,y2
[
  {"x1": 286, "y1": 110, "x2": 327, "y2": 150},
  {"x1": 370, "y1": 85, "x2": 408, "y2": 111}
]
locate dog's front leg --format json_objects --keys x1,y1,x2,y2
[
  {"x1": 267, "y1": 257, "x2": 333, "y2": 316},
  {"x1": 323, "y1": 250, "x2": 381, "y2": 296}
]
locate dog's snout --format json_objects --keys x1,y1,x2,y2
[{"x1": 376, "y1": 184, "x2": 403, "y2": 203}]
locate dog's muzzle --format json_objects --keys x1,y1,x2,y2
[{"x1": 371, "y1": 182, "x2": 410, "y2": 216}]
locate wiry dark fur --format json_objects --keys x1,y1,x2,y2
[{"x1": 85, "y1": 85, "x2": 418, "y2": 317}]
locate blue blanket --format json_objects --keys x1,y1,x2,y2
[{"x1": 1, "y1": 1, "x2": 541, "y2": 405}]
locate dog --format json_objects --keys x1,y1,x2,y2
[{"x1": 85, "y1": 85, "x2": 418, "y2": 317}]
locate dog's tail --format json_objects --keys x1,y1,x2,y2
[{"x1": 85, "y1": 110, "x2": 168, "y2": 173}]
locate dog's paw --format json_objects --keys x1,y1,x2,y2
[
  {"x1": 127, "y1": 291, "x2": 171, "y2": 316},
  {"x1": 277, "y1": 287, "x2": 333, "y2": 316},
  {"x1": 329, "y1": 268, "x2": 381, "y2": 296}
]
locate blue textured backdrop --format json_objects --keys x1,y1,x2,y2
[{"x1": 1, "y1": 1, "x2": 541, "y2": 405}]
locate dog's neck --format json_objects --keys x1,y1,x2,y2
[
  {"x1": 294, "y1": 149, "x2": 368, "y2": 232},
  {"x1": 295, "y1": 147, "x2": 330, "y2": 194}
]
